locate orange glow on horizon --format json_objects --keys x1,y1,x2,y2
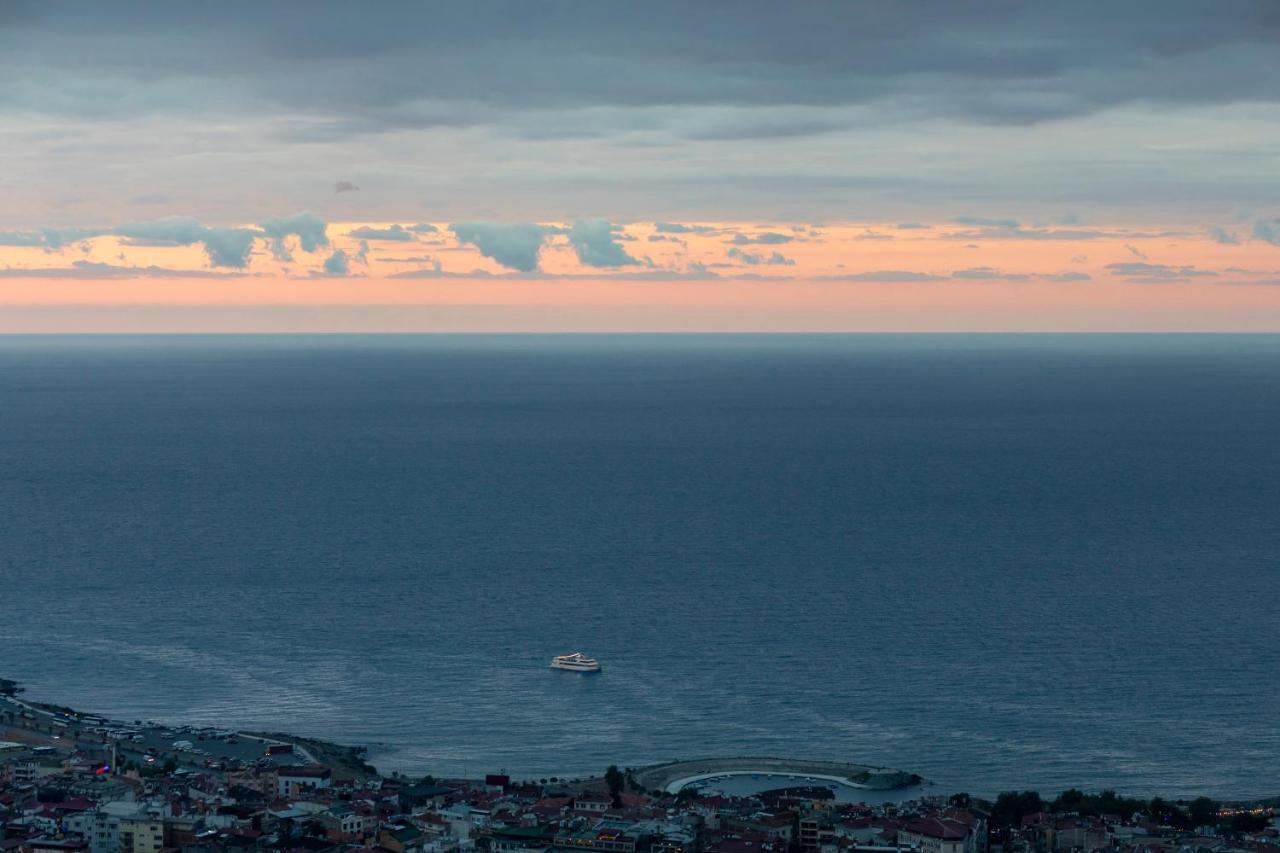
[{"x1": 2, "y1": 222, "x2": 1279, "y2": 331}]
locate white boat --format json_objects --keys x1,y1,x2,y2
[{"x1": 550, "y1": 652, "x2": 601, "y2": 672}]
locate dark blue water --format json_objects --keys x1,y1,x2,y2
[{"x1": 2, "y1": 334, "x2": 1278, "y2": 799}]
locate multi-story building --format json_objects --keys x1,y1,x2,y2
[
  {"x1": 117, "y1": 818, "x2": 163, "y2": 853},
  {"x1": 275, "y1": 766, "x2": 332, "y2": 797},
  {"x1": 62, "y1": 809, "x2": 121, "y2": 853},
  {"x1": 800, "y1": 815, "x2": 835, "y2": 851}
]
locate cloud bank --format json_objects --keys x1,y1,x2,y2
[
  {"x1": 449, "y1": 223, "x2": 554, "y2": 272},
  {"x1": 567, "y1": 220, "x2": 639, "y2": 268}
]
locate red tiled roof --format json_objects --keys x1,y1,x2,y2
[{"x1": 902, "y1": 817, "x2": 968, "y2": 840}]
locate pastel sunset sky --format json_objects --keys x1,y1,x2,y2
[{"x1": 4, "y1": 1, "x2": 1280, "y2": 332}]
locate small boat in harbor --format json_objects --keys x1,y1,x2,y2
[{"x1": 550, "y1": 652, "x2": 602, "y2": 672}]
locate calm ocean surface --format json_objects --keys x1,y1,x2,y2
[{"x1": 2, "y1": 334, "x2": 1278, "y2": 799}]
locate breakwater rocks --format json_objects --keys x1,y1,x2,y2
[
  {"x1": 244, "y1": 731, "x2": 379, "y2": 781},
  {"x1": 631, "y1": 757, "x2": 922, "y2": 794}
]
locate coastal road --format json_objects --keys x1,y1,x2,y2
[{"x1": 1, "y1": 694, "x2": 307, "y2": 771}]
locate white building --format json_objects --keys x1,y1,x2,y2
[
  {"x1": 63, "y1": 810, "x2": 122, "y2": 853},
  {"x1": 276, "y1": 765, "x2": 333, "y2": 797}
]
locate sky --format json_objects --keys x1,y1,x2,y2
[{"x1": 3, "y1": 0, "x2": 1280, "y2": 332}]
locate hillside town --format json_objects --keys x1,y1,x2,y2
[{"x1": 3, "y1": 687, "x2": 1278, "y2": 853}]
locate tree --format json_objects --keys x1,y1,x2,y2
[
  {"x1": 605, "y1": 765, "x2": 625, "y2": 804},
  {"x1": 1187, "y1": 797, "x2": 1217, "y2": 828},
  {"x1": 1053, "y1": 789, "x2": 1086, "y2": 813},
  {"x1": 1148, "y1": 797, "x2": 1180, "y2": 825},
  {"x1": 949, "y1": 793, "x2": 972, "y2": 808},
  {"x1": 992, "y1": 791, "x2": 1045, "y2": 827},
  {"x1": 1096, "y1": 790, "x2": 1146, "y2": 819}
]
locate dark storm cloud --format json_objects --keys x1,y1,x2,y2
[{"x1": 8, "y1": 1, "x2": 1280, "y2": 136}]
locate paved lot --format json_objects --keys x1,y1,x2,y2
[
  {"x1": 117, "y1": 727, "x2": 307, "y2": 771},
  {"x1": 1, "y1": 694, "x2": 308, "y2": 771}
]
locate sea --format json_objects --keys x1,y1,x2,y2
[{"x1": 1, "y1": 334, "x2": 1278, "y2": 800}]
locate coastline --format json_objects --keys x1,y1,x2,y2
[{"x1": 4, "y1": 676, "x2": 1277, "y2": 805}]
